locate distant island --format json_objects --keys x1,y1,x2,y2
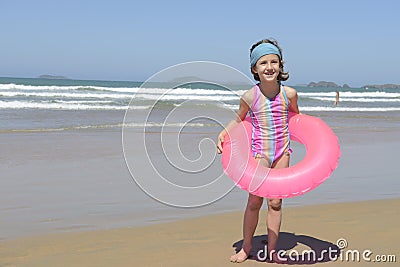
[
  {"x1": 307, "y1": 81, "x2": 350, "y2": 88},
  {"x1": 38, "y1": 75, "x2": 69, "y2": 80},
  {"x1": 302, "y1": 81, "x2": 400, "y2": 89}
]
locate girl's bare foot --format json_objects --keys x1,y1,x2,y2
[{"x1": 230, "y1": 248, "x2": 250, "y2": 263}]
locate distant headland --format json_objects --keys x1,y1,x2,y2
[
  {"x1": 38, "y1": 75, "x2": 69, "y2": 80},
  {"x1": 306, "y1": 81, "x2": 350, "y2": 88},
  {"x1": 303, "y1": 81, "x2": 400, "y2": 89}
]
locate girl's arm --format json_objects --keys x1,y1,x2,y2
[
  {"x1": 285, "y1": 86, "x2": 300, "y2": 114},
  {"x1": 217, "y1": 90, "x2": 252, "y2": 154}
]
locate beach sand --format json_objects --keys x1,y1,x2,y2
[{"x1": 1, "y1": 198, "x2": 399, "y2": 266}]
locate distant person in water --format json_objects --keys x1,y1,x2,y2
[{"x1": 334, "y1": 91, "x2": 339, "y2": 107}]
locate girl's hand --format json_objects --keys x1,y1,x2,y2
[{"x1": 217, "y1": 132, "x2": 226, "y2": 154}]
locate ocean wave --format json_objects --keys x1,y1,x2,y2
[
  {"x1": 0, "y1": 83, "x2": 139, "y2": 93},
  {"x1": 309, "y1": 97, "x2": 400, "y2": 102},
  {"x1": 54, "y1": 100, "x2": 117, "y2": 104},
  {"x1": 218, "y1": 105, "x2": 400, "y2": 112},
  {"x1": 132, "y1": 93, "x2": 239, "y2": 101},
  {"x1": 0, "y1": 91, "x2": 135, "y2": 99},
  {"x1": 123, "y1": 122, "x2": 210, "y2": 128},
  {"x1": 0, "y1": 91, "x2": 240, "y2": 101},
  {"x1": 0, "y1": 101, "x2": 150, "y2": 110},
  {"x1": 1, "y1": 100, "x2": 399, "y2": 112},
  {"x1": 1, "y1": 81, "x2": 399, "y2": 112},
  {"x1": 299, "y1": 91, "x2": 400, "y2": 98},
  {"x1": 301, "y1": 106, "x2": 400, "y2": 112},
  {"x1": 0, "y1": 83, "x2": 242, "y2": 95},
  {"x1": 0, "y1": 121, "x2": 214, "y2": 133}
]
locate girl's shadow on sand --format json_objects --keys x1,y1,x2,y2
[{"x1": 232, "y1": 232, "x2": 340, "y2": 264}]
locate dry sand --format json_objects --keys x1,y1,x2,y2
[{"x1": 1, "y1": 198, "x2": 399, "y2": 266}]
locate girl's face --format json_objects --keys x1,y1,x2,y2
[{"x1": 252, "y1": 54, "x2": 280, "y2": 82}]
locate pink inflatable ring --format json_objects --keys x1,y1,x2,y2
[{"x1": 221, "y1": 113, "x2": 340, "y2": 198}]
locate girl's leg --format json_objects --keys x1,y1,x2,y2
[
  {"x1": 230, "y1": 193, "x2": 263, "y2": 263},
  {"x1": 266, "y1": 152, "x2": 290, "y2": 262},
  {"x1": 230, "y1": 156, "x2": 268, "y2": 263},
  {"x1": 266, "y1": 198, "x2": 282, "y2": 261}
]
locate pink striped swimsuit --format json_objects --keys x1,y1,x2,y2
[{"x1": 249, "y1": 84, "x2": 291, "y2": 164}]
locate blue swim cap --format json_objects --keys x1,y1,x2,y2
[{"x1": 250, "y1": 43, "x2": 281, "y2": 67}]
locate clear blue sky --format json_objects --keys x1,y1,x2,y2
[{"x1": 1, "y1": 0, "x2": 400, "y2": 87}]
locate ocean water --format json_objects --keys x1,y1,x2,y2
[{"x1": 1, "y1": 76, "x2": 399, "y2": 131}]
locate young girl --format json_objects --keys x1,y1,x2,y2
[{"x1": 217, "y1": 39, "x2": 299, "y2": 263}]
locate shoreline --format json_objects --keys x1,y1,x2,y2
[{"x1": 2, "y1": 198, "x2": 399, "y2": 266}]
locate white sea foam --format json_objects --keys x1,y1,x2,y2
[
  {"x1": 122, "y1": 122, "x2": 208, "y2": 128},
  {"x1": 299, "y1": 91, "x2": 400, "y2": 98},
  {"x1": 0, "y1": 90, "x2": 240, "y2": 101},
  {"x1": 219, "y1": 104, "x2": 400, "y2": 112},
  {"x1": 301, "y1": 106, "x2": 400, "y2": 112},
  {"x1": 0, "y1": 101, "x2": 150, "y2": 110},
  {"x1": 0, "y1": 83, "x2": 139, "y2": 93},
  {"x1": 0, "y1": 83, "x2": 240, "y2": 95},
  {"x1": 1, "y1": 82, "x2": 399, "y2": 112},
  {"x1": 0, "y1": 91, "x2": 135, "y2": 99},
  {"x1": 310, "y1": 97, "x2": 400, "y2": 102},
  {"x1": 0, "y1": 84, "x2": 240, "y2": 102},
  {"x1": 1, "y1": 99, "x2": 399, "y2": 112},
  {"x1": 132, "y1": 93, "x2": 239, "y2": 101}
]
